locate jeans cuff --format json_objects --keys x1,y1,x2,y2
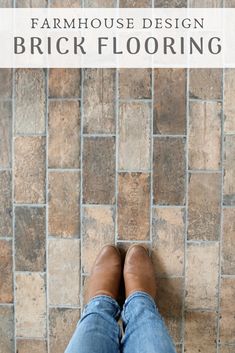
[
  {"x1": 124, "y1": 291, "x2": 157, "y2": 310},
  {"x1": 84, "y1": 295, "x2": 121, "y2": 319}
]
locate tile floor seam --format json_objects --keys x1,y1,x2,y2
[
  {"x1": 150, "y1": 63, "x2": 154, "y2": 246},
  {"x1": 80, "y1": 65, "x2": 84, "y2": 310},
  {"x1": 115, "y1": 66, "x2": 119, "y2": 245}
]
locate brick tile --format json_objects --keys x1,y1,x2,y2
[
  {"x1": 83, "y1": 137, "x2": 115, "y2": 204},
  {"x1": 154, "y1": 69, "x2": 186, "y2": 135},
  {"x1": 188, "y1": 173, "x2": 221, "y2": 240},
  {"x1": 224, "y1": 69, "x2": 235, "y2": 133},
  {"x1": 49, "y1": 69, "x2": 81, "y2": 98},
  {"x1": 0, "y1": 171, "x2": 12, "y2": 237},
  {"x1": 48, "y1": 100, "x2": 80, "y2": 168},
  {"x1": 119, "y1": 69, "x2": 151, "y2": 99},
  {"x1": 222, "y1": 208, "x2": 235, "y2": 275},
  {"x1": 82, "y1": 206, "x2": 115, "y2": 273},
  {"x1": 14, "y1": 136, "x2": 46, "y2": 204},
  {"x1": 48, "y1": 171, "x2": 80, "y2": 237},
  {"x1": 49, "y1": 239, "x2": 80, "y2": 306},
  {"x1": 0, "y1": 240, "x2": 13, "y2": 303},
  {"x1": 156, "y1": 278, "x2": 183, "y2": 343},
  {"x1": 184, "y1": 311, "x2": 217, "y2": 353},
  {"x1": 50, "y1": 0, "x2": 81, "y2": 6},
  {"x1": 0, "y1": 69, "x2": 12, "y2": 99},
  {"x1": 189, "y1": 0, "x2": 222, "y2": 6},
  {"x1": 119, "y1": 102, "x2": 151, "y2": 171},
  {"x1": 15, "y1": 207, "x2": 46, "y2": 272},
  {"x1": 49, "y1": 308, "x2": 80, "y2": 353},
  {"x1": 155, "y1": 0, "x2": 187, "y2": 6},
  {"x1": 185, "y1": 242, "x2": 219, "y2": 310},
  {"x1": 0, "y1": 101, "x2": 12, "y2": 169},
  {"x1": 153, "y1": 137, "x2": 186, "y2": 205},
  {"x1": 220, "y1": 278, "x2": 235, "y2": 344},
  {"x1": 83, "y1": 69, "x2": 115, "y2": 134},
  {"x1": 224, "y1": 135, "x2": 235, "y2": 205},
  {"x1": 0, "y1": 306, "x2": 14, "y2": 353},
  {"x1": 16, "y1": 0, "x2": 47, "y2": 6},
  {"x1": 85, "y1": 0, "x2": 117, "y2": 6},
  {"x1": 152, "y1": 208, "x2": 185, "y2": 277},
  {"x1": 15, "y1": 69, "x2": 46, "y2": 134},
  {"x1": 219, "y1": 346, "x2": 235, "y2": 353},
  {"x1": 189, "y1": 69, "x2": 222, "y2": 100},
  {"x1": 16, "y1": 273, "x2": 46, "y2": 338},
  {"x1": 118, "y1": 172, "x2": 150, "y2": 240},
  {"x1": 0, "y1": 0, "x2": 12, "y2": 7},
  {"x1": 189, "y1": 101, "x2": 222, "y2": 170},
  {"x1": 224, "y1": 0, "x2": 235, "y2": 6},
  {"x1": 17, "y1": 340, "x2": 47, "y2": 353},
  {"x1": 120, "y1": 0, "x2": 150, "y2": 6}
]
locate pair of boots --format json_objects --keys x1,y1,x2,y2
[{"x1": 86, "y1": 245, "x2": 157, "y2": 303}]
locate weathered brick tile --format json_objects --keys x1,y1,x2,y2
[
  {"x1": 82, "y1": 206, "x2": 115, "y2": 273},
  {"x1": 153, "y1": 137, "x2": 186, "y2": 205},
  {"x1": 14, "y1": 136, "x2": 46, "y2": 204},
  {"x1": 0, "y1": 240, "x2": 13, "y2": 303},
  {"x1": 16, "y1": 273, "x2": 46, "y2": 338},
  {"x1": 120, "y1": 0, "x2": 150, "y2": 6},
  {"x1": 155, "y1": 0, "x2": 187, "y2": 6},
  {"x1": 0, "y1": 171, "x2": 12, "y2": 237},
  {"x1": 185, "y1": 242, "x2": 219, "y2": 310},
  {"x1": 83, "y1": 69, "x2": 115, "y2": 134},
  {"x1": 224, "y1": 69, "x2": 235, "y2": 133},
  {"x1": 49, "y1": 239, "x2": 80, "y2": 306},
  {"x1": 48, "y1": 171, "x2": 80, "y2": 237},
  {"x1": 184, "y1": 311, "x2": 217, "y2": 353},
  {"x1": 189, "y1": 69, "x2": 222, "y2": 100},
  {"x1": 220, "y1": 278, "x2": 235, "y2": 344},
  {"x1": 118, "y1": 172, "x2": 150, "y2": 240},
  {"x1": 119, "y1": 102, "x2": 151, "y2": 171},
  {"x1": 0, "y1": 306, "x2": 14, "y2": 353},
  {"x1": 189, "y1": 101, "x2": 222, "y2": 170},
  {"x1": 219, "y1": 346, "x2": 235, "y2": 353},
  {"x1": 224, "y1": 0, "x2": 235, "y2": 6},
  {"x1": 49, "y1": 308, "x2": 80, "y2": 353},
  {"x1": 189, "y1": 0, "x2": 222, "y2": 6},
  {"x1": 0, "y1": 101, "x2": 12, "y2": 169},
  {"x1": 50, "y1": 0, "x2": 81, "y2": 6},
  {"x1": 224, "y1": 135, "x2": 235, "y2": 205},
  {"x1": 15, "y1": 207, "x2": 46, "y2": 272},
  {"x1": 15, "y1": 69, "x2": 46, "y2": 134},
  {"x1": 222, "y1": 208, "x2": 235, "y2": 275},
  {"x1": 154, "y1": 69, "x2": 186, "y2": 135},
  {"x1": 49, "y1": 69, "x2": 81, "y2": 98},
  {"x1": 152, "y1": 208, "x2": 184, "y2": 277},
  {"x1": 0, "y1": 0, "x2": 12, "y2": 7},
  {"x1": 0, "y1": 69, "x2": 12, "y2": 98},
  {"x1": 85, "y1": 0, "x2": 117, "y2": 6},
  {"x1": 17, "y1": 339, "x2": 47, "y2": 353},
  {"x1": 16, "y1": 0, "x2": 47, "y2": 6},
  {"x1": 188, "y1": 173, "x2": 221, "y2": 240},
  {"x1": 119, "y1": 69, "x2": 151, "y2": 99},
  {"x1": 83, "y1": 137, "x2": 115, "y2": 204},
  {"x1": 156, "y1": 278, "x2": 183, "y2": 343},
  {"x1": 48, "y1": 100, "x2": 80, "y2": 168}
]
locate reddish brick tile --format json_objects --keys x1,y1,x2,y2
[
  {"x1": 14, "y1": 136, "x2": 46, "y2": 204},
  {"x1": 189, "y1": 69, "x2": 222, "y2": 100},
  {"x1": 222, "y1": 208, "x2": 235, "y2": 275},
  {"x1": 0, "y1": 69, "x2": 12, "y2": 98},
  {"x1": 83, "y1": 137, "x2": 115, "y2": 204},
  {"x1": 48, "y1": 100, "x2": 80, "y2": 168},
  {"x1": 49, "y1": 308, "x2": 80, "y2": 353},
  {"x1": 17, "y1": 339, "x2": 47, "y2": 353},
  {"x1": 0, "y1": 240, "x2": 13, "y2": 303},
  {"x1": 48, "y1": 171, "x2": 80, "y2": 237},
  {"x1": 188, "y1": 173, "x2": 221, "y2": 240},
  {"x1": 49, "y1": 69, "x2": 81, "y2": 98},
  {"x1": 85, "y1": 0, "x2": 116, "y2": 6},
  {"x1": 119, "y1": 69, "x2": 151, "y2": 99},
  {"x1": 83, "y1": 69, "x2": 116, "y2": 134},
  {"x1": 16, "y1": 0, "x2": 47, "y2": 6},
  {"x1": 220, "y1": 278, "x2": 235, "y2": 344},
  {"x1": 185, "y1": 242, "x2": 219, "y2": 310},
  {"x1": 224, "y1": 135, "x2": 235, "y2": 206},
  {"x1": 189, "y1": 0, "x2": 222, "y2": 5},
  {"x1": 50, "y1": 0, "x2": 81, "y2": 6},
  {"x1": 154, "y1": 69, "x2": 186, "y2": 135},
  {"x1": 152, "y1": 208, "x2": 185, "y2": 277},
  {"x1": 15, "y1": 207, "x2": 46, "y2": 272},
  {"x1": 82, "y1": 206, "x2": 115, "y2": 273},
  {"x1": 0, "y1": 171, "x2": 12, "y2": 237},
  {"x1": 119, "y1": 102, "x2": 151, "y2": 171},
  {"x1": 224, "y1": 69, "x2": 235, "y2": 133},
  {"x1": 120, "y1": 0, "x2": 150, "y2": 6},
  {"x1": 118, "y1": 172, "x2": 150, "y2": 240},
  {"x1": 0, "y1": 306, "x2": 14, "y2": 353},
  {"x1": 155, "y1": 0, "x2": 187, "y2": 6},
  {"x1": 153, "y1": 137, "x2": 186, "y2": 205},
  {"x1": 0, "y1": 101, "x2": 11, "y2": 168}
]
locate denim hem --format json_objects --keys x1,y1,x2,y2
[
  {"x1": 124, "y1": 291, "x2": 157, "y2": 310},
  {"x1": 85, "y1": 295, "x2": 121, "y2": 311}
]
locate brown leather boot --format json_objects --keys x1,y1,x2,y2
[
  {"x1": 86, "y1": 245, "x2": 122, "y2": 303},
  {"x1": 124, "y1": 245, "x2": 157, "y2": 299}
]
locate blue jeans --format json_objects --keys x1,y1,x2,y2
[{"x1": 65, "y1": 291, "x2": 176, "y2": 353}]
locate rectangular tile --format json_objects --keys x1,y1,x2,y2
[
  {"x1": 15, "y1": 0, "x2": 47, "y2": 6},
  {"x1": 50, "y1": 0, "x2": 81, "y2": 6},
  {"x1": 222, "y1": 208, "x2": 235, "y2": 275},
  {"x1": 152, "y1": 208, "x2": 185, "y2": 277},
  {"x1": 48, "y1": 100, "x2": 80, "y2": 168},
  {"x1": 15, "y1": 207, "x2": 46, "y2": 272},
  {"x1": 224, "y1": 0, "x2": 235, "y2": 6},
  {"x1": 16, "y1": 273, "x2": 46, "y2": 338},
  {"x1": 188, "y1": 173, "x2": 221, "y2": 241},
  {"x1": 0, "y1": 240, "x2": 13, "y2": 303},
  {"x1": 185, "y1": 242, "x2": 219, "y2": 310},
  {"x1": 219, "y1": 346, "x2": 235, "y2": 353},
  {"x1": 118, "y1": 172, "x2": 150, "y2": 240},
  {"x1": 0, "y1": 69, "x2": 12, "y2": 99},
  {"x1": 154, "y1": 69, "x2": 186, "y2": 135},
  {"x1": 15, "y1": 69, "x2": 46, "y2": 134},
  {"x1": 49, "y1": 69, "x2": 81, "y2": 98},
  {"x1": 153, "y1": 137, "x2": 186, "y2": 205},
  {"x1": 0, "y1": 171, "x2": 12, "y2": 237},
  {"x1": 220, "y1": 278, "x2": 235, "y2": 344},
  {"x1": 14, "y1": 136, "x2": 46, "y2": 204},
  {"x1": 224, "y1": 135, "x2": 235, "y2": 206},
  {"x1": 119, "y1": 102, "x2": 151, "y2": 171},
  {"x1": 189, "y1": 69, "x2": 222, "y2": 100},
  {"x1": 82, "y1": 206, "x2": 115, "y2": 273},
  {"x1": 224, "y1": 69, "x2": 235, "y2": 133},
  {"x1": 0, "y1": 0, "x2": 12, "y2": 7},
  {"x1": 155, "y1": 0, "x2": 187, "y2": 6},
  {"x1": 49, "y1": 239, "x2": 80, "y2": 306},
  {"x1": 189, "y1": 0, "x2": 222, "y2": 5},
  {"x1": 0, "y1": 306, "x2": 14, "y2": 353},
  {"x1": 120, "y1": 0, "x2": 151, "y2": 6},
  {"x1": 83, "y1": 69, "x2": 115, "y2": 134},
  {"x1": 0, "y1": 101, "x2": 12, "y2": 169},
  {"x1": 83, "y1": 137, "x2": 115, "y2": 204},
  {"x1": 119, "y1": 69, "x2": 151, "y2": 99},
  {"x1": 189, "y1": 101, "x2": 222, "y2": 170},
  {"x1": 85, "y1": 0, "x2": 117, "y2": 6},
  {"x1": 17, "y1": 339, "x2": 47, "y2": 353},
  {"x1": 48, "y1": 171, "x2": 80, "y2": 237}
]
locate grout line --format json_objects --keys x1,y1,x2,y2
[
  {"x1": 0, "y1": 236, "x2": 13, "y2": 240},
  {"x1": 82, "y1": 204, "x2": 115, "y2": 208},
  {"x1": 188, "y1": 169, "x2": 222, "y2": 174},
  {"x1": 115, "y1": 67, "x2": 119, "y2": 245},
  {"x1": 153, "y1": 134, "x2": 186, "y2": 138},
  {"x1": 153, "y1": 205, "x2": 186, "y2": 209},
  {"x1": 221, "y1": 274, "x2": 235, "y2": 278},
  {"x1": 13, "y1": 203, "x2": 46, "y2": 208},
  {"x1": 14, "y1": 133, "x2": 46, "y2": 137},
  {"x1": 118, "y1": 169, "x2": 151, "y2": 173},
  {"x1": 186, "y1": 240, "x2": 220, "y2": 244},
  {"x1": 83, "y1": 133, "x2": 115, "y2": 138},
  {"x1": 15, "y1": 271, "x2": 46, "y2": 275},
  {"x1": 48, "y1": 168, "x2": 81, "y2": 172},
  {"x1": 119, "y1": 98, "x2": 152, "y2": 103},
  {"x1": 0, "y1": 303, "x2": 14, "y2": 306},
  {"x1": 80, "y1": 64, "x2": 84, "y2": 310},
  {"x1": 49, "y1": 304, "x2": 81, "y2": 309},
  {"x1": 48, "y1": 97, "x2": 81, "y2": 101},
  {"x1": 116, "y1": 239, "x2": 152, "y2": 244},
  {"x1": 189, "y1": 98, "x2": 223, "y2": 103},
  {"x1": 150, "y1": 60, "x2": 154, "y2": 244}
]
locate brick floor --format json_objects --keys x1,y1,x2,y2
[{"x1": 0, "y1": 2, "x2": 235, "y2": 353}]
